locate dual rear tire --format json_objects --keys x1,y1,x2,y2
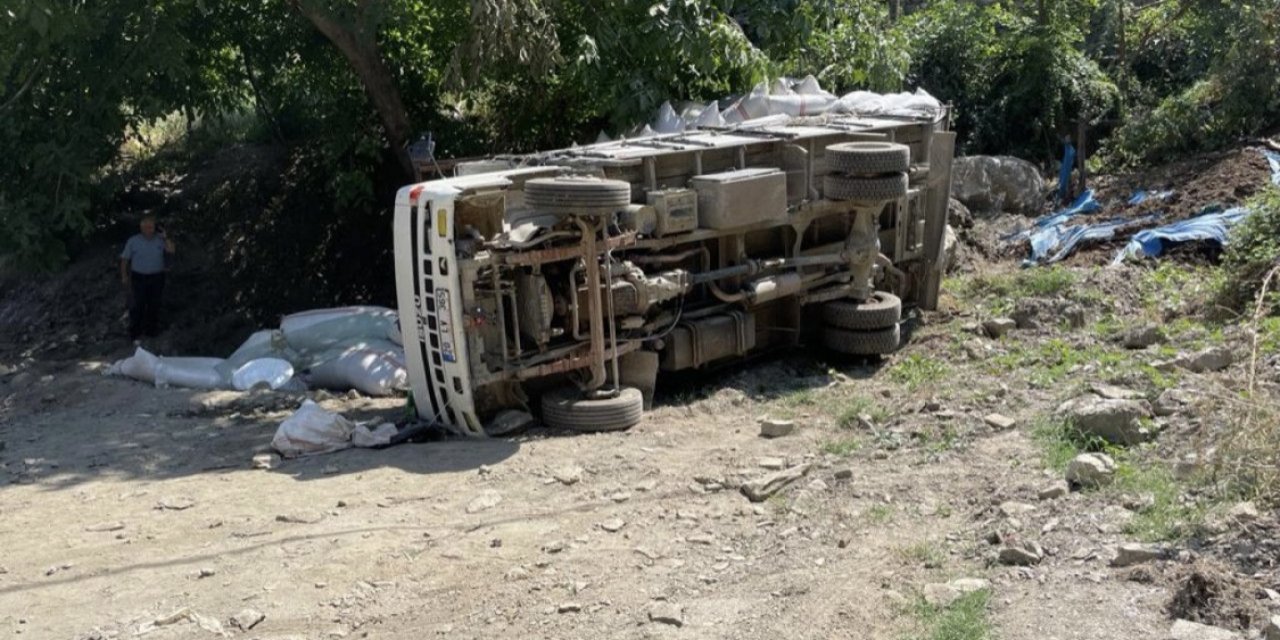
[{"x1": 821, "y1": 291, "x2": 902, "y2": 356}]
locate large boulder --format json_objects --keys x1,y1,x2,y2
[
  {"x1": 951, "y1": 155, "x2": 1045, "y2": 215},
  {"x1": 1056, "y1": 396, "x2": 1154, "y2": 445}
]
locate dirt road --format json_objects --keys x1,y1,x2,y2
[{"x1": 4, "y1": 261, "x2": 1274, "y2": 639}]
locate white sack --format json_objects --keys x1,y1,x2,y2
[
  {"x1": 764, "y1": 93, "x2": 836, "y2": 117},
  {"x1": 271, "y1": 400, "x2": 355, "y2": 458},
  {"x1": 833, "y1": 88, "x2": 943, "y2": 119},
  {"x1": 154, "y1": 357, "x2": 228, "y2": 390},
  {"x1": 352, "y1": 422, "x2": 399, "y2": 448},
  {"x1": 280, "y1": 306, "x2": 399, "y2": 352},
  {"x1": 107, "y1": 346, "x2": 161, "y2": 383},
  {"x1": 231, "y1": 358, "x2": 295, "y2": 391},
  {"x1": 307, "y1": 347, "x2": 408, "y2": 396},
  {"x1": 653, "y1": 101, "x2": 685, "y2": 134},
  {"x1": 692, "y1": 102, "x2": 724, "y2": 128}
]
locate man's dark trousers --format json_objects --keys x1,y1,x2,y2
[{"x1": 129, "y1": 271, "x2": 165, "y2": 338}]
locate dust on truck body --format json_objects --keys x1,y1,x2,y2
[{"x1": 393, "y1": 112, "x2": 955, "y2": 435}]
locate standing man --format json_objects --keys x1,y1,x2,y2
[{"x1": 120, "y1": 215, "x2": 175, "y2": 340}]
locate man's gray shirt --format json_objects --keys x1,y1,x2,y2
[{"x1": 121, "y1": 234, "x2": 168, "y2": 275}]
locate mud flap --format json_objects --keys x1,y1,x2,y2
[{"x1": 919, "y1": 130, "x2": 956, "y2": 311}]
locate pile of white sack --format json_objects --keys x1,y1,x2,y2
[
  {"x1": 106, "y1": 306, "x2": 409, "y2": 396},
  {"x1": 606, "y1": 75, "x2": 943, "y2": 141}
]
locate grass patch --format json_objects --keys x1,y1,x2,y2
[
  {"x1": 907, "y1": 589, "x2": 994, "y2": 640},
  {"x1": 898, "y1": 541, "x2": 946, "y2": 568},
  {"x1": 891, "y1": 354, "x2": 950, "y2": 390},
  {"x1": 866, "y1": 504, "x2": 895, "y2": 524},
  {"x1": 835, "y1": 395, "x2": 891, "y2": 427},
  {"x1": 1032, "y1": 416, "x2": 1207, "y2": 541},
  {"x1": 1113, "y1": 463, "x2": 1206, "y2": 542},
  {"x1": 822, "y1": 437, "x2": 863, "y2": 457}
]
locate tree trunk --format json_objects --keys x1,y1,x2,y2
[
  {"x1": 889, "y1": 0, "x2": 901, "y2": 21},
  {"x1": 289, "y1": 0, "x2": 415, "y2": 178}
]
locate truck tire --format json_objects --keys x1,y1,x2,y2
[
  {"x1": 822, "y1": 291, "x2": 902, "y2": 330},
  {"x1": 823, "y1": 173, "x2": 908, "y2": 202},
  {"x1": 542, "y1": 386, "x2": 644, "y2": 432},
  {"x1": 826, "y1": 142, "x2": 910, "y2": 175},
  {"x1": 822, "y1": 324, "x2": 901, "y2": 356},
  {"x1": 525, "y1": 176, "x2": 633, "y2": 215}
]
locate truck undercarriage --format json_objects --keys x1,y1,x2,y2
[{"x1": 393, "y1": 112, "x2": 955, "y2": 435}]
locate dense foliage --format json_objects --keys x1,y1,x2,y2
[{"x1": 2, "y1": 0, "x2": 1279, "y2": 272}]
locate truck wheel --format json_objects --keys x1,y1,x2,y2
[
  {"x1": 822, "y1": 292, "x2": 902, "y2": 330},
  {"x1": 823, "y1": 324, "x2": 901, "y2": 356},
  {"x1": 826, "y1": 142, "x2": 910, "y2": 175},
  {"x1": 823, "y1": 173, "x2": 908, "y2": 202},
  {"x1": 525, "y1": 176, "x2": 633, "y2": 215},
  {"x1": 541, "y1": 386, "x2": 644, "y2": 432}
]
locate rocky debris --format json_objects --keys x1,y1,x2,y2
[
  {"x1": 942, "y1": 224, "x2": 959, "y2": 273},
  {"x1": 922, "y1": 578, "x2": 992, "y2": 607},
  {"x1": 230, "y1": 608, "x2": 265, "y2": 632},
  {"x1": 998, "y1": 541, "x2": 1044, "y2": 566},
  {"x1": 599, "y1": 518, "x2": 626, "y2": 533},
  {"x1": 553, "y1": 466, "x2": 584, "y2": 485},
  {"x1": 275, "y1": 511, "x2": 324, "y2": 524},
  {"x1": 833, "y1": 468, "x2": 854, "y2": 480},
  {"x1": 1154, "y1": 389, "x2": 1196, "y2": 416},
  {"x1": 1112, "y1": 543, "x2": 1164, "y2": 567},
  {"x1": 197, "y1": 567, "x2": 216, "y2": 579},
  {"x1": 557, "y1": 602, "x2": 582, "y2": 614},
  {"x1": 466, "y1": 491, "x2": 503, "y2": 514},
  {"x1": 983, "y1": 318, "x2": 1017, "y2": 339},
  {"x1": 1226, "y1": 501, "x2": 1260, "y2": 525},
  {"x1": 1169, "y1": 620, "x2": 1241, "y2": 640},
  {"x1": 757, "y1": 456, "x2": 786, "y2": 470},
  {"x1": 758, "y1": 417, "x2": 796, "y2": 438},
  {"x1": 1264, "y1": 616, "x2": 1280, "y2": 640},
  {"x1": 999, "y1": 501, "x2": 1036, "y2": 518},
  {"x1": 949, "y1": 198, "x2": 974, "y2": 229},
  {"x1": 156, "y1": 497, "x2": 196, "y2": 511},
  {"x1": 951, "y1": 155, "x2": 1045, "y2": 215},
  {"x1": 1175, "y1": 347, "x2": 1235, "y2": 373},
  {"x1": 84, "y1": 521, "x2": 125, "y2": 532},
  {"x1": 740, "y1": 464, "x2": 811, "y2": 502},
  {"x1": 1038, "y1": 480, "x2": 1070, "y2": 500},
  {"x1": 251, "y1": 453, "x2": 277, "y2": 470},
  {"x1": 1056, "y1": 396, "x2": 1154, "y2": 445},
  {"x1": 983, "y1": 413, "x2": 1017, "y2": 430},
  {"x1": 1122, "y1": 324, "x2": 1165, "y2": 349},
  {"x1": 648, "y1": 602, "x2": 685, "y2": 627},
  {"x1": 1091, "y1": 383, "x2": 1146, "y2": 401},
  {"x1": 1065, "y1": 453, "x2": 1117, "y2": 487}
]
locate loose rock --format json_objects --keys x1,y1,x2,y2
[
  {"x1": 1038, "y1": 480, "x2": 1070, "y2": 500},
  {"x1": 648, "y1": 602, "x2": 685, "y2": 627},
  {"x1": 1154, "y1": 388, "x2": 1195, "y2": 416},
  {"x1": 1111, "y1": 543, "x2": 1163, "y2": 567},
  {"x1": 1169, "y1": 619, "x2": 1241, "y2": 640},
  {"x1": 599, "y1": 518, "x2": 625, "y2": 533},
  {"x1": 1177, "y1": 347, "x2": 1234, "y2": 373},
  {"x1": 983, "y1": 413, "x2": 1017, "y2": 430},
  {"x1": 553, "y1": 466, "x2": 584, "y2": 486},
  {"x1": 1264, "y1": 615, "x2": 1280, "y2": 640},
  {"x1": 740, "y1": 464, "x2": 811, "y2": 502},
  {"x1": 1065, "y1": 453, "x2": 1117, "y2": 487},
  {"x1": 230, "y1": 608, "x2": 265, "y2": 632},
  {"x1": 251, "y1": 453, "x2": 277, "y2": 470},
  {"x1": 998, "y1": 542, "x2": 1043, "y2": 566},
  {"x1": 922, "y1": 577, "x2": 991, "y2": 607},
  {"x1": 1122, "y1": 324, "x2": 1164, "y2": 349},
  {"x1": 983, "y1": 318, "x2": 1017, "y2": 339},
  {"x1": 758, "y1": 418, "x2": 796, "y2": 438},
  {"x1": 466, "y1": 491, "x2": 503, "y2": 514},
  {"x1": 1090, "y1": 383, "x2": 1145, "y2": 400},
  {"x1": 557, "y1": 603, "x2": 582, "y2": 614},
  {"x1": 1056, "y1": 396, "x2": 1154, "y2": 444}
]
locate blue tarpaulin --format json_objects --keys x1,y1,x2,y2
[
  {"x1": 1015, "y1": 148, "x2": 1280, "y2": 266},
  {"x1": 1112, "y1": 207, "x2": 1251, "y2": 264},
  {"x1": 1266, "y1": 149, "x2": 1280, "y2": 187}
]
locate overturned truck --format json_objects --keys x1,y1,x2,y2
[{"x1": 393, "y1": 112, "x2": 955, "y2": 435}]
